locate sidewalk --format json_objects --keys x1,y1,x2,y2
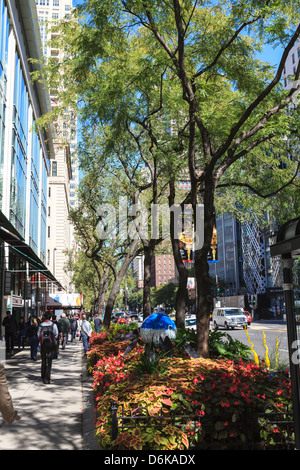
[{"x1": 0, "y1": 339, "x2": 99, "y2": 450}]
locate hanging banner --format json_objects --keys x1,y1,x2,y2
[
  {"x1": 179, "y1": 216, "x2": 194, "y2": 263},
  {"x1": 52, "y1": 293, "x2": 83, "y2": 307},
  {"x1": 207, "y1": 224, "x2": 218, "y2": 263},
  {"x1": 178, "y1": 208, "x2": 218, "y2": 263}
]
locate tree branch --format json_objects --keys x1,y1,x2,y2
[
  {"x1": 213, "y1": 23, "x2": 300, "y2": 162},
  {"x1": 217, "y1": 161, "x2": 300, "y2": 198},
  {"x1": 193, "y1": 13, "x2": 266, "y2": 80}
]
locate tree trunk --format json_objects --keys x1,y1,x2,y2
[
  {"x1": 103, "y1": 239, "x2": 139, "y2": 328},
  {"x1": 195, "y1": 251, "x2": 213, "y2": 357},
  {"x1": 143, "y1": 243, "x2": 154, "y2": 319},
  {"x1": 169, "y1": 181, "x2": 188, "y2": 329},
  {"x1": 97, "y1": 266, "x2": 110, "y2": 317},
  {"x1": 194, "y1": 181, "x2": 215, "y2": 357},
  {"x1": 91, "y1": 261, "x2": 110, "y2": 318}
]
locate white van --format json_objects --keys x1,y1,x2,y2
[{"x1": 212, "y1": 307, "x2": 247, "y2": 330}]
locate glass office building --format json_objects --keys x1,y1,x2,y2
[
  {"x1": 0, "y1": 0, "x2": 58, "y2": 333},
  {"x1": 210, "y1": 213, "x2": 244, "y2": 295}
]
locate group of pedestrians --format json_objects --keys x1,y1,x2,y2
[
  {"x1": 1, "y1": 310, "x2": 95, "y2": 386},
  {"x1": 0, "y1": 310, "x2": 99, "y2": 426}
]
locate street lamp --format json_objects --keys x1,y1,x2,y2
[{"x1": 270, "y1": 216, "x2": 300, "y2": 449}]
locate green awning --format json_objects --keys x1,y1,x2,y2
[
  {"x1": 0, "y1": 212, "x2": 25, "y2": 240},
  {"x1": 0, "y1": 226, "x2": 62, "y2": 287}
]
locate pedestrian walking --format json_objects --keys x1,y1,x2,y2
[
  {"x1": 93, "y1": 314, "x2": 102, "y2": 333},
  {"x1": 69, "y1": 314, "x2": 78, "y2": 342},
  {"x1": 58, "y1": 313, "x2": 70, "y2": 350},
  {"x1": 2, "y1": 311, "x2": 18, "y2": 356},
  {"x1": 51, "y1": 315, "x2": 60, "y2": 359},
  {"x1": 37, "y1": 313, "x2": 59, "y2": 384},
  {"x1": 26, "y1": 316, "x2": 39, "y2": 360},
  {"x1": 17, "y1": 317, "x2": 27, "y2": 349},
  {"x1": 0, "y1": 363, "x2": 21, "y2": 424},
  {"x1": 80, "y1": 314, "x2": 93, "y2": 358}
]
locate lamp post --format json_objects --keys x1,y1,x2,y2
[
  {"x1": 270, "y1": 217, "x2": 300, "y2": 450},
  {"x1": 281, "y1": 256, "x2": 300, "y2": 449}
]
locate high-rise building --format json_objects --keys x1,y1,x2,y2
[
  {"x1": 150, "y1": 254, "x2": 177, "y2": 288},
  {"x1": 35, "y1": 0, "x2": 79, "y2": 293},
  {"x1": 0, "y1": 0, "x2": 59, "y2": 331},
  {"x1": 213, "y1": 213, "x2": 244, "y2": 296}
]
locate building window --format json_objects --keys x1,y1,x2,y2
[
  {"x1": 10, "y1": 55, "x2": 29, "y2": 237},
  {"x1": 52, "y1": 161, "x2": 57, "y2": 176},
  {"x1": 48, "y1": 226, "x2": 50, "y2": 237}
]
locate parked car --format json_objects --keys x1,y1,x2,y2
[
  {"x1": 212, "y1": 307, "x2": 247, "y2": 330},
  {"x1": 242, "y1": 310, "x2": 252, "y2": 326}
]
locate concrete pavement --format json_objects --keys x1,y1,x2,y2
[{"x1": 0, "y1": 338, "x2": 99, "y2": 450}]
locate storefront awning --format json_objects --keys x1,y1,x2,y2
[
  {"x1": 46, "y1": 294, "x2": 62, "y2": 307},
  {"x1": 0, "y1": 212, "x2": 25, "y2": 240},
  {"x1": 0, "y1": 226, "x2": 62, "y2": 288}
]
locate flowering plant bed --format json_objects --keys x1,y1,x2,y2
[{"x1": 87, "y1": 327, "x2": 294, "y2": 450}]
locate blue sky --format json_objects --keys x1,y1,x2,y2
[{"x1": 257, "y1": 43, "x2": 284, "y2": 68}]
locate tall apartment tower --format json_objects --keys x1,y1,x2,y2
[{"x1": 35, "y1": 0, "x2": 79, "y2": 293}]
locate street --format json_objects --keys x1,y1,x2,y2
[{"x1": 222, "y1": 321, "x2": 290, "y2": 368}]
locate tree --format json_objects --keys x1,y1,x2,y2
[
  {"x1": 69, "y1": 250, "x2": 108, "y2": 313},
  {"x1": 33, "y1": 0, "x2": 300, "y2": 356},
  {"x1": 68, "y1": 156, "x2": 142, "y2": 327}
]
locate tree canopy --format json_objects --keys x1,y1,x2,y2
[{"x1": 34, "y1": 0, "x2": 300, "y2": 355}]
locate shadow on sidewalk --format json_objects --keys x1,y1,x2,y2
[{"x1": 0, "y1": 341, "x2": 99, "y2": 450}]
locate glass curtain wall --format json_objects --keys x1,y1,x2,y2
[
  {"x1": 40, "y1": 161, "x2": 47, "y2": 264},
  {"x1": 10, "y1": 55, "x2": 29, "y2": 237},
  {"x1": 0, "y1": 0, "x2": 9, "y2": 208},
  {"x1": 30, "y1": 130, "x2": 40, "y2": 253}
]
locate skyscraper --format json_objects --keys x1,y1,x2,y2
[{"x1": 35, "y1": 0, "x2": 79, "y2": 293}]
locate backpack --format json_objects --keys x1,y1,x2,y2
[
  {"x1": 70, "y1": 318, "x2": 77, "y2": 331},
  {"x1": 40, "y1": 323, "x2": 56, "y2": 351}
]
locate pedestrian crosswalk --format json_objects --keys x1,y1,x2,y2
[{"x1": 250, "y1": 323, "x2": 287, "y2": 333}]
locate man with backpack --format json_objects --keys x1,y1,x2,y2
[
  {"x1": 69, "y1": 314, "x2": 78, "y2": 342},
  {"x1": 37, "y1": 313, "x2": 59, "y2": 384}
]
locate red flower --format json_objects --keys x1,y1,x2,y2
[{"x1": 220, "y1": 401, "x2": 230, "y2": 408}]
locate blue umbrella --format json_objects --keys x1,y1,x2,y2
[{"x1": 140, "y1": 313, "x2": 177, "y2": 345}]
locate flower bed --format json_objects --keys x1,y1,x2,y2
[{"x1": 87, "y1": 327, "x2": 294, "y2": 450}]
